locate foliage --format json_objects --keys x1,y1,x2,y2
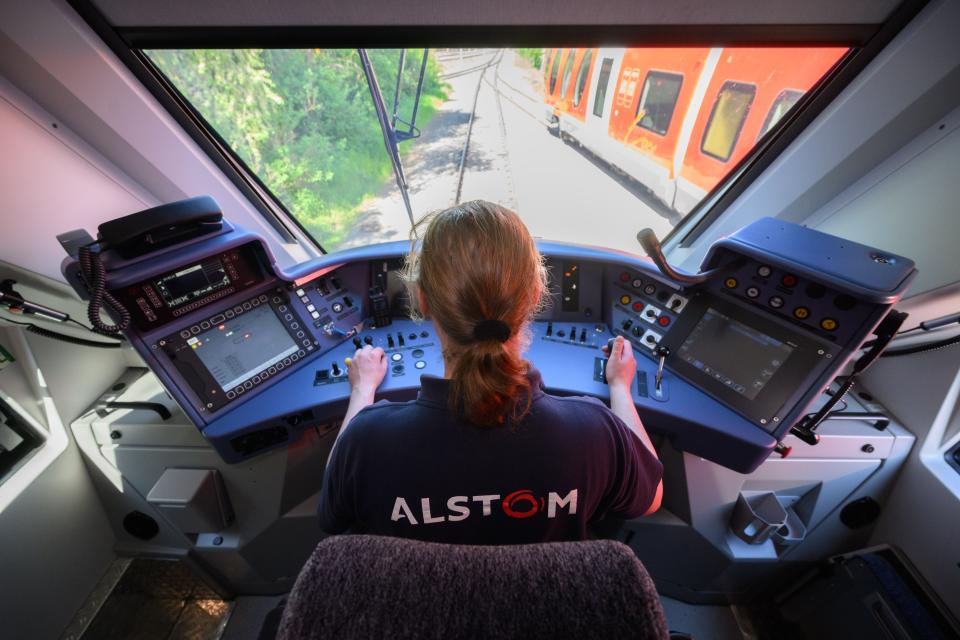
[
  {"x1": 148, "y1": 49, "x2": 448, "y2": 249},
  {"x1": 515, "y1": 48, "x2": 544, "y2": 69}
]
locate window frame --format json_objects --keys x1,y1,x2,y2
[
  {"x1": 592, "y1": 57, "x2": 614, "y2": 118},
  {"x1": 0, "y1": 398, "x2": 45, "y2": 485},
  {"x1": 572, "y1": 49, "x2": 593, "y2": 108},
  {"x1": 634, "y1": 70, "x2": 684, "y2": 136},
  {"x1": 757, "y1": 88, "x2": 805, "y2": 142},
  {"x1": 548, "y1": 49, "x2": 563, "y2": 94},
  {"x1": 700, "y1": 80, "x2": 758, "y2": 163},
  {"x1": 559, "y1": 48, "x2": 578, "y2": 98}
]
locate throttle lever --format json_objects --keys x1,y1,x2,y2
[{"x1": 654, "y1": 345, "x2": 670, "y2": 392}]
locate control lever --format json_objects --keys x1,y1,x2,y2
[{"x1": 654, "y1": 345, "x2": 670, "y2": 392}]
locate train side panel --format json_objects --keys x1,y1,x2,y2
[
  {"x1": 674, "y1": 47, "x2": 847, "y2": 213},
  {"x1": 605, "y1": 48, "x2": 713, "y2": 206}
]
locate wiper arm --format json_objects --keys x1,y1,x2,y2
[{"x1": 358, "y1": 48, "x2": 417, "y2": 233}]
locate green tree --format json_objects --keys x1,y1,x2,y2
[{"x1": 148, "y1": 48, "x2": 448, "y2": 249}]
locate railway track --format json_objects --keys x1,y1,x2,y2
[{"x1": 453, "y1": 49, "x2": 504, "y2": 203}]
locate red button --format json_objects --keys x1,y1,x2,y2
[
  {"x1": 781, "y1": 274, "x2": 798, "y2": 287},
  {"x1": 658, "y1": 316, "x2": 670, "y2": 327},
  {"x1": 633, "y1": 302, "x2": 643, "y2": 311},
  {"x1": 620, "y1": 272, "x2": 631, "y2": 282}
]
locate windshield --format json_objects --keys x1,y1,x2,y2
[{"x1": 146, "y1": 47, "x2": 846, "y2": 254}]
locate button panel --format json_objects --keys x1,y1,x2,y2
[
  {"x1": 608, "y1": 266, "x2": 687, "y2": 356},
  {"x1": 717, "y1": 259, "x2": 873, "y2": 342}
]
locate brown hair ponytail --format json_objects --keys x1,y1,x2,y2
[{"x1": 404, "y1": 200, "x2": 547, "y2": 427}]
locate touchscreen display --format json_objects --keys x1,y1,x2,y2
[
  {"x1": 156, "y1": 258, "x2": 231, "y2": 309},
  {"x1": 677, "y1": 308, "x2": 794, "y2": 400},
  {"x1": 187, "y1": 304, "x2": 298, "y2": 391}
]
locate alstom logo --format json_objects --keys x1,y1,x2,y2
[{"x1": 391, "y1": 489, "x2": 578, "y2": 525}]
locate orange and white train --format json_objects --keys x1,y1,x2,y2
[{"x1": 542, "y1": 47, "x2": 847, "y2": 214}]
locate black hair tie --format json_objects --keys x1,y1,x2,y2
[{"x1": 473, "y1": 319, "x2": 512, "y2": 343}]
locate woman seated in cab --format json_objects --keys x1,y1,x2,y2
[{"x1": 318, "y1": 200, "x2": 663, "y2": 544}]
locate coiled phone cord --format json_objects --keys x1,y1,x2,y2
[{"x1": 78, "y1": 244, "x2": 130, "y2": 336}]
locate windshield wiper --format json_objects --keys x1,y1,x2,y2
[{"x1": 358, "y1": 48, "x2": 430, "y2": 235}]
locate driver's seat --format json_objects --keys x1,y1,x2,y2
[{"x1": 277, "y1": 534, "x2": 669, "y2": 639}]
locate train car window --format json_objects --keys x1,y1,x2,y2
[
  {"x1": 701, "y1": 81, "x2": 757, "y2": 162},
  {"x1": 543, "y1": 49, "x2": 554, "y2": 87},
  {"x1": 592, "y1": 57, "x2": 614, "y2": 118},
  {"x1": 758, "y1": 89, "x2": 804, "y2": 141},
  {"x1": 559, "y1": 48, "x2": 577, "y2": 98},
  {"x1": 143, "y1": 47, "x2": 845, "y2": 255},
  {"x1": 548, "y1": 49, "x2": 562, "y2": 93},
  {"x1": 635, "y1": 71, "x2": 684, "y2": 136},
  {"x1": 572, "y1": 50, "x2": 593, "y2": 108}
]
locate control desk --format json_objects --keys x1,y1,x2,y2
[{"x1": 62, "y1": 215, "x2": 915, "y2": 473}]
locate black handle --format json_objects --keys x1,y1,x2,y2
[{"x1": 97, "y1": 401, "x2": 172, "y2": 421}]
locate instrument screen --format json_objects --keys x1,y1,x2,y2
[
  {"x1": 155, "y1": 258, "x2": 231, "y2": 309},
  {"x1": 191, "y1": 304, "x2": 300, "y2": 392},
  {"x1": 677, "y1": 308, "x2": 794, "y2": 400}
]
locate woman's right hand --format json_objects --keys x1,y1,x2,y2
[
  {"x1": 347, "y1": 345, "x2": 388, "y2": 398},
  {"x1": 603, "y1": 335, "x2": 637, "y2": 391}
]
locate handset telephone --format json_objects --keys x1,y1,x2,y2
[{"x1": 74, "y1": 196, "x2": 223, "y2": 335}]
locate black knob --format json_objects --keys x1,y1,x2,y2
[
  {"x1": 331, "y1": 362, "x2": 341, "y2": 376},
  {"x1": 409, "y1": 332, "x2": 417, "y2": 341},
  {"x1": 387, "y1": 334, "x2": 395, "y2": 348},
  {"x1": 363, "y1": 335, "x2": 373, "y2": 345},
  {"x1": 352, "y1": 337, "x2": 362, "y2": 349}
]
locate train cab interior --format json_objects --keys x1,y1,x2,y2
[{"x1": 2, "y1": 0, "x2": 960, "y2": 638}]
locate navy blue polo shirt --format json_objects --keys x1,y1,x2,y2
[{"x1": 317, "y1": 368, "x2": 662, "y2": 544}]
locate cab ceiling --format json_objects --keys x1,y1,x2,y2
[{"x1": 88, "y1": 0, "x2": 902, "y2": 27}]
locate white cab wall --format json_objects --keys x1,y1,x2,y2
[
  {"x1": 0, "y1": 77, "x2": 152, "y2": 280},
  {"x1": 0, "y1": 320, "x2": 127, "y2": 639},
  {"x1": 0, "y1": 23, "x2": 146, "y2": 637},
  {"x1": 808, "y1": 106, "x2": 960, "y2": 295}
]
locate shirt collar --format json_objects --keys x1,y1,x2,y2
[{"x1": 418, "y1": 366, "x2": 545, "y2": 406}]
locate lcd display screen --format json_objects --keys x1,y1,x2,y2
[
  {"x1": 187, "y1": 304, "x2": 298, "y2": 391},
  {"x1": 677, "y1": 308, "x2": 794, "y2": 400},
  {"x1": 156, "y1": 258, "x2": 230, "y2": 308}
]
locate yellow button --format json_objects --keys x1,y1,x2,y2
[
  {"x1": 724, "y1": 278, "x2": 738, "y2": 289},
  {"x1": 344, "y1": 357, "x2": 352, "y2": 366},
  {"x1": 793, "y1": 307, "x2": 810, "y2": 320},
  {"x1": 620, "y1": 295, "x2": 631, "y2": 305},
  {"x1": 820, "y1": 318, "x2": 838, "y2": 331}
]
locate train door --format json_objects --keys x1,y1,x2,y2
[
  {"x1": 561, "y1": 48, "x2": 623, "y2": 157},
  {"x1": 543, "y1": 48, "x2": 568, "y2": 124},
  {"x1": 555, "y1": 48, "x2": 597, "y2": 134},
  {"x1": 674, "y1": 47, "x2": 846, "y2": 214},
  {"x1": 603, "y1": 48, "x2": 712, "y2": 207}
]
